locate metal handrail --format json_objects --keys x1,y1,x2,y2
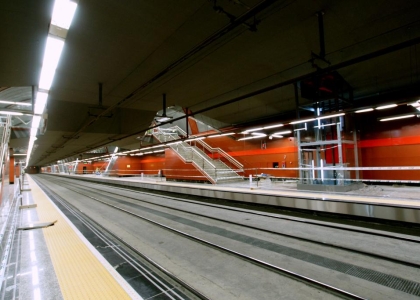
[
  {"x1": 155, "y1": 129, "x2": 217, "y2": 183},
  {"x1": 171, "y1": 140, "x2": 216, "y2": 169},
  {"x1": 170, "y1": 126, "x2": 243, "y2": 170},
  {"x1": 153, "y1": 126, "x2": 244, "y2": 183},
  {"x1": 0, "y1": 116, "x2": 11, "y2": 179}
]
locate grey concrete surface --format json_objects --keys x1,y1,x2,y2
[{"x1": 35, "y1": 175, "x2": 420, "y2": 299}]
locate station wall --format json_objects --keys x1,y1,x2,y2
[{"x1": 41, "y1": 116, "x2": 419, "y2": 182}]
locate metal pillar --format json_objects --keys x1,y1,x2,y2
[
  {"x1": 185, "y1": 107, "x2": 189, "y2": 138},
  {"x1": 336, "y1": 123, "x2": 344, "y2": 185},
  {"x1": 317, "y1": 11, "x2": 325, "y2": 59},
  {"x1": 353, "y1": 128, "x2": 360, "y2": 180},
  {"x1": 297, "y1": 130, "x2": 303, "y2": 182}
]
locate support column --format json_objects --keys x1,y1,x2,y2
[
  {"x1": 185, "y1": 107, "x2": 189, "y2": 138},
  {"x1": 336, "y1": 123, "x2": 344, "y2": 185},
  {"x1": 9, "y1": 148, "x2": 14, "y2": 184},
  {"x1": 353, "y1": 127, "x2": 360, "y2": 180},
  {"x1": 317, "y1": 11, "x2": 325, "y2": 59},
  {"x1": 297, "y1": 130, "x2": 303, "y2": 182}
]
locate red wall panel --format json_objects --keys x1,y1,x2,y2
[
  {"x1": 203, "y1": 135, "x2": 299, "y2": 178},
  {"x1": 76, "y1": 163, "x2": 94, "y2": 174},
  {"x1": 164, "y1": 149, "x2": 208, "y2": 182}
]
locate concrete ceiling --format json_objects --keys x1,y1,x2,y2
[{"x1": 2, "y1": 0, "x2": 420, "y2": 166}]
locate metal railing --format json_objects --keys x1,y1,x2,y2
[
  {"x1": 153, "y1": 126, "x2": 243, "y2": 183},
  {"x1": 166, "y1": 137, "x2": 217, "y2": 183},
  {"x1": 176, "y1": 126, "x2": 243, "y2": 170},
  {"x1": 154, "y1": 126, "x2": 243, "y2": 169},
  {"x1": 0, "y1": 116, "x2": 12, "y2": 179}
]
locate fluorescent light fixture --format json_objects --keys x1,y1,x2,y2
[
  {"x1": 14, "y1": 154, "x2": 27, "y2": 156},
  {"x1": 380, "y1": 114, "x2": 415, "y2": 122},
  {"x1": 155, "y1": 116, "x2": 172, "y2": 122},
  {"x1": 113, "y1": 147, "x2": 119, "y2": 153},
  {"x1": 34, "y1": 92, "x2": 48, "y2": 114},
  {"x1": 51, "y1": 0, "x2": 78, "y2": 30},
  {"x1": 39, "y1": 36, "x2": 64, "y2": 90},
  {"x1": 144, "y1": 151, "x2": 153, "y2": 154},
  {"x1": 0, "y1": 100, "x2": 31, "y2": 106},
  {"x1": 289, "y1": 118, "x2": 315, "y2": 125},
  {"x1": 167, "y1": 141, "x2": 182, "y2": 145},
  {"x1": 263, "y1": 124, "x2": 283, "y2": 129},
  {"x1": 314, "y1": 123, "x2": 340, "y2": 128},
  {"x1": 272, "y1": 130, "x2": 292, "y2": 135},
  {"x1": 409, "y1": 101, "x2": 420, "y2": 111},
  {"x1": 153, "y1": 150, "x2": 165, "y2": 153},
  {"x1": 376, "y1": 104, "x2": 397, "y2": 110},
  {"x1": 355, "y1": 108, "x2": 374, "y2": 113},
  {"x1": 220, "y1": 132, "x2": 235, "y2": 136},
  {"x1": 238, "y1": 135, "x2": 266, "y2": 141},
  {"x1": 243, "y1": 127, "x2": 264, "y2": 133},
  {"x1": 270, "y1": 134, "x2": 284, "y2": 138},
  {"x1": 151, "y1": 145, "x2": 164, "y2": 148},
  {"x1": 316, "y1": 113, "x2": 345, "y2": 120},
  {"x1": 209, "y1": 132, "x2": 235, "y2": 138},
  {"x1": 238, "y1": 136, "x2": 257, "y2": 141},
  {"x1": 0, "y1": 111, "x2": 23, "y2": 116},
  {"x1": 251, "y1": 132, "x2": 267, "y2": 136}
]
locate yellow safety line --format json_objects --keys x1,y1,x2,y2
[{"x1": 27, "y1": 176, "x2": 133, "y2": 300}]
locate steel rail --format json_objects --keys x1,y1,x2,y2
[
  {"x1": 51, "y1": 174, "x2": 420, "y2": 244},
  {"x1": 42, "y1": 177, "x2": 366, "y2": 300},
  {"x1": 34, "y1": 178, "x2": 210, "y2": 300},
  {"x1": 58, "y1": 179, "x2": 420, "y2": 269}
]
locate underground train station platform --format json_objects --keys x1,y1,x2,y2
[
  {"x1": 60, "y1": 173, "x2": 420, "y2": 224},
  {"x1": 1, "y1": 173, "x2": 419, "y2": 300},
  {"x1": 0, "y1": 175, "x2": 141, "y2": 300}
]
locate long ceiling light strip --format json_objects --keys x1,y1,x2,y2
[
  {"x1": 241, "y1": 123, "x2": 284, "y2": 134},
  {"x1": 26, "y1": 0, "x2": 78, "y2": 166},
  {"x1": 38, "y1": 37, "x2": 65, "y2": 90},
  {"x1": 376, "y1": 104, "x2": 397, "y2": 110},
  {"x1": 379, "y1": 114, "x2": 415, "y2": 122},
  {"x1": 208, "y1": 132, "x2": 235, "y2": 138},
  {"x1": 355, "y1": 108, "x2": 374, "y2": 113},
  {"x1": 316, "y1": 113, "x2": 345, "y2": 120},
  {"x1": 289, "y1": 118, "x2": 315, "y2": 125},
  {"x1": 0, "y1": 100, "x2": 32, "y2": 107}
]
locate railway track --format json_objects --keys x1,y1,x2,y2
[{"x1": 34, "y1": 175, "x2": 420, "y2": 299}]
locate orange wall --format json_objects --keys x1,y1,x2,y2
[
  {"x1": 204, "y1": 135, "x2": 299, "y2": 178},
  {"x1": 358, "y1": 122, "x2": 420, "y2": 181},
  {"x1": 9, "y1": 156, "x2": 14, "y2": 184},
  {"x1": 164, "y1": 149, "x2": 208, "y2": 182},
  {"x1": 40, "y1": 119, "x2": 420, "y2": 182},
  {"x1": 111, "y1": 155, "x2": 165, "y2": 176},
  {"x1": 76, "y1": 163, "x2": 94, "y2": 174}
]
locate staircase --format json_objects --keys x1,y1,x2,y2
[
  {"x1": 102, "y1": 155, "x2": 118, "y2": 176},
  {"x1": 153, "y1": 126, "x2": 243, "y2": 184}
]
